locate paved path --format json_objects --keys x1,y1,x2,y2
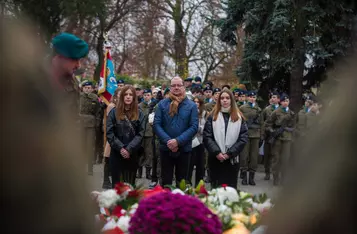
[{"x1": 88, "y1": 164, "x2": 280, "y2": 198}]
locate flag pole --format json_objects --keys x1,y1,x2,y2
[{"x1": 101, "y1": 33, "x2": 111, "y2": 152}]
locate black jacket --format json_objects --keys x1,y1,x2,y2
[
  {"x1": 203, "y1": 113, "x2": 248, "y2": 158},
  {"x1": 106, "y1": 108, "x2": 145, "y2": 156}
]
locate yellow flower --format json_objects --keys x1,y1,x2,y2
[
  {"x1": 223, "y1": 222, "x2": 250, "y2": 234},
  {"x1": 232, "y1": 213, "x2": 249, "y2": 224},
  {"x1": 250, "y1": 214, "x2": 257, "y2": 225}
]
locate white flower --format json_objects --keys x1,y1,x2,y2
[
  {"x1": 101, "y1": 219, "x2": 117, "y2": 231},
  {"x1": 253, "y1": 199, "x2": 272, "y2": 213},
  {"x1": 97, "y1": 189, "x2": 120, "y2": 208},
  {"x1": 216, "y1": 187, "x2": 239, "y2": 204},
  {"x1": 207, "y1": 195, "x2": 218, "y2": 204},
  {"x1": 172, "y1": 189, "x2": 185, "y2": 195},
  {"x1": 239, "y1": 191, "x2": 251, "y2": 199},
  {"x1": 129, "y1": 203, "x2": 138, "y2": 215},
  {"x1": 217, "y1": 204, "x2": 232, "y2": 214},
  {"x1": 101, "y1": 216, "x2": 131, "y2": 234},
  {"x1": 117, "y1": 215, "x2": 131, "y2": 233}
]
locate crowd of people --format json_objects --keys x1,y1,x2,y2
[
  {"x1": 44, "y1": 31, "x2": 321, "y2": 190},
  {"x1": 81, "y1": 73, "x2": 321, "y2": 189}
]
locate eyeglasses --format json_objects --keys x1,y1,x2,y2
[{"x1": 170, "y1": 84, "x2": 184, "y2": 88}]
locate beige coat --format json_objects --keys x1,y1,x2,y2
[{"x1": 104, "y1": 103, "x2": 115, "y2": 157}]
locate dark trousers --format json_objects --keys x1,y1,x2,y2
[
  {"x1": 264, "y1": 142, "x2": 272, "y2": 174},
  {"x1": 110, "y1": 151, "x2": 138, "y2": 187},
  {"x1": 160, "y1": 150, "x2": 191, "y2": 186},
  {"x1": 188, "y1": 144, "x2": 205, "y2": 187},
  {"x1": 209, "y1": 156, "x2": 239, "y2": 188}
]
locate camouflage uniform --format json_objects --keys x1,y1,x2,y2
[
  {"x1": 139, "y1": 101, "x2": 154, "y2": 179},
  {"x1": 239, "y1": 103, "x2": 262, "y2": 185},
  {"x1": 265, "y1": 107, "x2": 296, "y2": 185},
  {"x1": 260, "y1": 104, "x2": 279, "y2": 179},
  {"x1": 79, "y1": 91, "x2": 100, "y2": 175}
]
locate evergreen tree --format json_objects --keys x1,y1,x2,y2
[{"x1": 218, "y1": 0, "x2": 356, "y2": 111}]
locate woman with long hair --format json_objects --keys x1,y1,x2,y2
[
  {"x1": 102, "y1": 88, "x2": 121, "y2": 189},
  {"x1": 188, "y1": 96, "x2": 208, "y2": 186},
  {"x1": 203, "y1": 90, "x2": 248, "y2": 188},
  {"x1": 106, "y1": 86, "x2": 145, "y2": 186}
]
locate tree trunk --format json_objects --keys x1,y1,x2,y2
[
  {"x1": 173, "y1": 0, "x2": 188, "y2": 78},
  {"x1": 289, "y1": 0, "x2": 305, "y2": 112},
  {"x1": 94, "y1": 33, "x2": 105, "y2": 82}
]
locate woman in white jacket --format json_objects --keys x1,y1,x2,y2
[{"x1": 188, "y1": 96, "x2": 207, "y2": 186}]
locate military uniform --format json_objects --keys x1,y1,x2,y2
[
  {"x1": 260, "y1": 103, "x2": 279, "y2": 180},
  {"x1": 239, "y1": 102, "x2": 262, "y2": 185},
  {"x1": 79, "y1": 91, "x2": 100, "y2": 175},
  {"x1": 296, "y1": 107, "x2": 319, "y2": 137},
  {"x1": 138, "y1": 100, "x2": 155, "y2": 179},
  {"x1": 265, "y1": 106, "x2": 296, "y2": 185},
  {"x1": 237, "y1": 101, "x2": 246, "y2": 108}
]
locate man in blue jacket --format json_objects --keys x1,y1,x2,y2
[{"x1": 153, "y1": 76, "x2": 199, "y2": 186}]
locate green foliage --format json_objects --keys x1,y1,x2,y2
[
  {"x1": 115, "y1": 74, "x2": 167, "y2": 89},
  {"x1": 12, "y1": 0, "x2": 105, "y2": 41},
  {"x1": 116, "y1": 74, "x2": 135, "y2": 85},
  {"x1": 218, "y1": 0, "x2": 356, "y2": 92}
]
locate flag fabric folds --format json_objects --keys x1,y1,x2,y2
[{"x1": 98, "y1": 49, "x2": 118, "y2": 104}]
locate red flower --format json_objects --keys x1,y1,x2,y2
[
  {"x1": 199, "y1": 185, "x2": 208, "y2": 196},
  {"x1": 112, "y1": 205, "x2": 124, "y2": 217},
  {"x1": 114, "y1": 183, "x2": 131, "y2": 195},
  {"x1": 222, "y1": 184, "x2": 228, "y2": 189},
  {"x1": 102, "y1": 227, "x2": 124, "y2": 234},
  {"x1": 128, "y1": 190, "x2": 142, "y2": 198},
  {"x1": 143, "y1": 185, "x2": 167, "y2": 198}
]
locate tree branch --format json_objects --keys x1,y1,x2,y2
[
  {"x1": 184, "y1": 0, "x2": 206, "y2": 37},
  {"x1": 188, "y1": 25, "x2": 210, "y2": 58},
  {"x1": 147, "y1": 0, "x2": 173, "y2": 15}
]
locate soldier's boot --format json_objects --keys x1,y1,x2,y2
[
  {"x1": 146, "y1": 167, "x2": 152, "y2": 180},
  {"x1": 241, "y1": 171, "x2": 248, "y2": 185},
  {"x1": 249, "y1": 172, "x2": 256, "y2": 186},
  {"x1": 264, "y1": 171, "x2": 270, "y2": 180},
  {"x1": 102, "y1": 158, "x2": 112, "y2": 189},
  {"x1": 136, "y1": 167, "x2": 142, "y2": 178}
]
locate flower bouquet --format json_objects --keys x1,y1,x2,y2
[{"x1": 92, "y1": 181, "x2": 272, "y2": 234}]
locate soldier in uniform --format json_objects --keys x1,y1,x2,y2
[
  {"x1": 194, "y1": 76, "x2": 202, "y2": 85},
  {"x1": 296, "y1": 95, "x2": 320, "y2": 137},
  {"x1": 203, "y1": 86, "x2": 213, "y2": 103},
  {"x1": 117, "y1": 79, "x2": 125, "y2": 90},
  {"x1": 205, "y1": 88, "x2": 221, "y2": 112},
  {"x1": 79, "y1": 81, "x2": 101, "y2": 175},
  {"x1": 265, "y1": 94, "x2": 296, "y2": 186},
  {"x1": 50, "y1": 32, "x2": 89, "y2": 116},
  {"x1": 239, "y1": 91, "x2": 262, "y2": 185},
  {"x1": 138, "y1": 89, "x2": 156, "y2": 179},
  {"x1": 260, "y1": 92, "x2": 280, "y2": 180},
  {"x1": 233, "y1": 88, "x2": 240, "y2": 102},
  {"x1": 237, "y1": 90, "x2": 247, "y2": 107}
]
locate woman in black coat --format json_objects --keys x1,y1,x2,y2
[
  {"x1": 203, "y1": 90, "x2": 248, "y2": 188},
  {"x1": 107, "y1": 86, "x2": 145, "y2": 186}
]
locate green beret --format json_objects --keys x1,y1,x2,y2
[{"x1": 52, "y1": 32, "x2": 89, "y2": 60}]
